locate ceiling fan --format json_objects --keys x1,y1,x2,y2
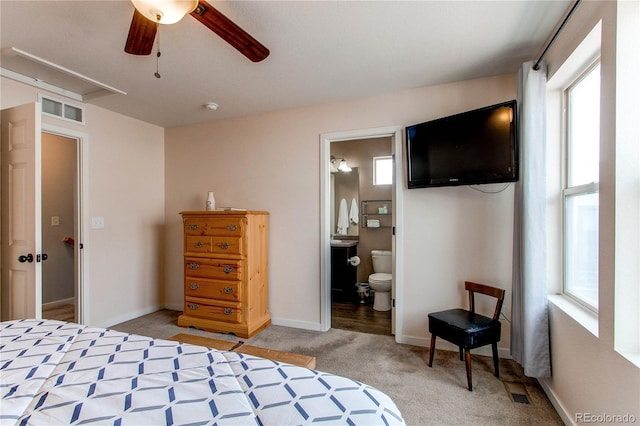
[{"x1": 124, "y1": 0, "x2": 269, "y2": 63}]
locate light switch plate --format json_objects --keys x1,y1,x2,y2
[
  {"x1": 51, "y1": 216, "x2": 60, "y2": 226},
  {"x1": 91, "y1": 217, "x2": 105, "y2": 229}
]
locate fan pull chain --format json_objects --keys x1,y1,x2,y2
[{"x1": 154, "y1": 18, "x2": 161, "y2": 78}]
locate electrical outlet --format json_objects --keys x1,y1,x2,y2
[{"x1": 91, "y1": 217, "x2": 105, "y2": 229}]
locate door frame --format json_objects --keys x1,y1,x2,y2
[
  {"x1": 41, "y1": 122, "x2": 88, "y2": 324},
  {"x1": 319, "y1": 126, "x2": 404, "y2": 340}
]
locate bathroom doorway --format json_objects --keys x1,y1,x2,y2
[
  {"x1": 331, "y1": 138, "x2": 393, "y2": 335},
  {"x1": 320, "y1": 126, "x2": 404, "y2": 339}
]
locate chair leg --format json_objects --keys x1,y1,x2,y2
[
  {"x1": 464, "y1": 349, "x2": 473, "y2": 391},
  {"x1": 492, "y1": 343, "x2": 500, "y2": 377},
  {"x1": 428, "y1": 334, "x2": 436, "y2": 367}
]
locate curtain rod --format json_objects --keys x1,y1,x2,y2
[{"x1": 533, "y1": 0, "x2": 582, "y2": 70}]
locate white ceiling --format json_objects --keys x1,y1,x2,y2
[{"x1": 0, "y1": 1, "x2": 570, "y2": 128}]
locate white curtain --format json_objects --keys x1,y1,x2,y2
[{"x1": 511, "y1": 60, "x2": 551, "y2": 378}]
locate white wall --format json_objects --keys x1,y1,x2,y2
[
  {"x1": 0, "y1": 77, "x2": 166, "y2": 327},
  {"x1": 164, "y1": 74, "x2": 516, "y2": 348},
  {"x1": 540, "y1": 1, "x2": 640, "y2": 423}
]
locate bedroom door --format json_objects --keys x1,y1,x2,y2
[{"x1": 1, "y1": 103, "x2": 42, "y2": 320}]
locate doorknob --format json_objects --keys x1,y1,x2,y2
[
  {"x1": 37, "y1": 253, "x2": 49, "y2": 262},
  {"x1": 18, "y1": 253, "x2": 34, "y2": 263}
]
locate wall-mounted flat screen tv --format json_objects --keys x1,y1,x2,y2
[{"x1": 405, "y1": 100, "x2": 518, "y2": 189}]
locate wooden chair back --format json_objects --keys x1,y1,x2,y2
[{"x1": 465, "y1": 281, "x2": 505, "y2": 320}]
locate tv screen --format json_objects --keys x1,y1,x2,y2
[{"x1": 405, "y1": 100, "x2": 518, "y2": 189}]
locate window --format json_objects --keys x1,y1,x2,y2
[
  {"x1": 563, "y1": 62, "x2": 600, "y2": 311},
  {"x1": 373, "y1": 156, "x2": 392, "y2": 185}
]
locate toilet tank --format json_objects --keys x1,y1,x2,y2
[{"x1": 371, "y1": 250, "x2": 392, "y2": 273}]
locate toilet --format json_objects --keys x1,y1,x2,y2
[{"x1": 368, "y1": 250, "x2": 392, "y2": 311}]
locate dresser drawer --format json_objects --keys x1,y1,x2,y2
[
  {"x1": 185, "y1": 258, "x2": 242, "y2": 280},
  {"x1": 184, "y1": 277, "x2": 241, "y2": 302},
  {"x1": 184, "y1": 298, "x2": 242, "y2": 323},
  {"x1": 185, "y1": 236, "x2": 212, "y2": 254},
  {"x1": 185, "y1": 236, "x2": 243, "y2": 256},
  {"x1": 211, "y1": 236, "x2": 243, "y2": 255},
  {"x1": 184, "y1": 217, "x2": 245, "y2": 237}
]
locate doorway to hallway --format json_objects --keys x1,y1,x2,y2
[{"x1": 41, "y1": 132, "x2": 78, "y2": 322}]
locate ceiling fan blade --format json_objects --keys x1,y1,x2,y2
[
  {"x1": 124, "y1": 9, "x2": 157, "y2": 55},
  {"x1": 190, "y1": 1, "x2": 269, "y2": 63}
]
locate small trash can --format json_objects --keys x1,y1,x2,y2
[{"x1": 355, "y1": 283, "x2": 370, "y2": 305}]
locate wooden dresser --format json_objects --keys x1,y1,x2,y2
[{"x1": 177, "y1": 211, "x2": 270, "y2": 338}]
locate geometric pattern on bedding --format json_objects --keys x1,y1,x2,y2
[
  {"x1": 0, "y1": 319, "x2": 405, "y2": 425},
  {"x1": 228, "y1": 353, "x2": 405, "y2": 425},
  {"x1": 1, "y1": 320, "x2": 254, "y2": 425}
]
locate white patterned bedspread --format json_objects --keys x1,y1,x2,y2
[{"x1": 0, "y1": 319, "x2": 405, "y2": 425}]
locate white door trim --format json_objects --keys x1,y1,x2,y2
[
  {"x1": 42, "y1": 123, "x2": 89, "y2": 325},
  {"x1": 319, "y1": 126, "x2": 404, "y2": 341}
]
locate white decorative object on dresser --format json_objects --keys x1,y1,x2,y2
[{"x1": 178, "y1": 210, "x2": 270, "y2": 338}]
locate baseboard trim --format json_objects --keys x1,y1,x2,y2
[
  {"x1": 538, "y1": 378, "x2": 574, "y2": 425},
  {"x1": 160, "y1": 308, "x2": 324, "y2": 332},
  {"x1": 42, "y1": 298, "x2": 75, "y2": 310},
  {"x1": 163, "y1": 302, "x2": 183, "y2": 311},
  {"x1": 98, "y1": 305, "x2": 163, "y2": 329},
  {"x1": 271, "y1": 316, "x2": 325, "y2": 332}
]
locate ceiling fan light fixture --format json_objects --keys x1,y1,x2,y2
[{"x1": 131, "y1": 0, "x2": 199, "y2": 24}]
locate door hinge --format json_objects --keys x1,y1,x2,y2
[{"x1": 392, "y1": 298, "x2": 396, "y2": 308}]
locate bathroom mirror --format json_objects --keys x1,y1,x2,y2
[{"x1": 331, "y1": 167, "x2": 359, "y2": 237}]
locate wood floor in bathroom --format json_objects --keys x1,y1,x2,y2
[
  {"x1": 331, "y1": 301, "x2": 392, "y2": 336},
  {"x1": 42, "y1": 304, "x2": 75, "y2": 322}
]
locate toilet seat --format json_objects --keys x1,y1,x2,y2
[
  {"x1": 368, "y1": 272, "x2": 392, "y2": 311},
  {"x1": 369, "y1": 273, "x2": 392, "y2": 284}
]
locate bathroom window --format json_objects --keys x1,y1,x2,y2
[{"x1": 373, "y1": 156, "x2": 393, "y2": 185}]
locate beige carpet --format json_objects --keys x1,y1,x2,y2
[{"x1": 111, "y1": 309, "x2": 562, "y2": 426}]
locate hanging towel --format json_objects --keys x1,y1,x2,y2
[
  {"x1": 337, "y1": 198, "x2": 349, "y2": 234},
  {"x1": 349, "y1": 198, "x2": 359, "y2": 225}
]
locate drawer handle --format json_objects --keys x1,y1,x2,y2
[
  {"x1": 226, "y1": 224, "x2": 237, "y2": 231},
  {"x1": 189, "y1": 283, "x2": 199, "y2": 290},
  {"x1": 187, "y1": 303, "x2": 199, "y2": 310},
  {"x1": 223, "y1": 287, "x2": 234, "y2": 294},
  {"x1": 189, "y1": 224, "x2": 199, "y2": 230},
  {"x1": 223, "y1": 308, "x2": 234, "y2": 315},
  {"x1": 195, "y1": 241, "x2": 203, "y2": 248},
  {"x1": 223, "y1": 265, "x2": 235, "y2": 274},
  {"x1": 188, "y1": 263, "x2": 199, "y2": 270},
  {"x1": 219, "y1": 242, "x2": 229, "y2": 250}
]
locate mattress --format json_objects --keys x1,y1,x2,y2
[{"x1": 0, "y1": 319, "x2": 405, "y2": 425}]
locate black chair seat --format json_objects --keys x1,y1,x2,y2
[{"x1": 428, "y1": 308, "x2": 501, "y2": 349}]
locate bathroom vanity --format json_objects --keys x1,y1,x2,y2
[{"x1": 330, "y1": 240, "x2": 358, "y2": 303}]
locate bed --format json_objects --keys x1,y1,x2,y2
[{"x1": 0, "y1": 319, "x2": 405, "y2": 425}]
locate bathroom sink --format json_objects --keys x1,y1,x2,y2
[{"x1": 331, "y1": 239, "x2": 358, "y2": 247}]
